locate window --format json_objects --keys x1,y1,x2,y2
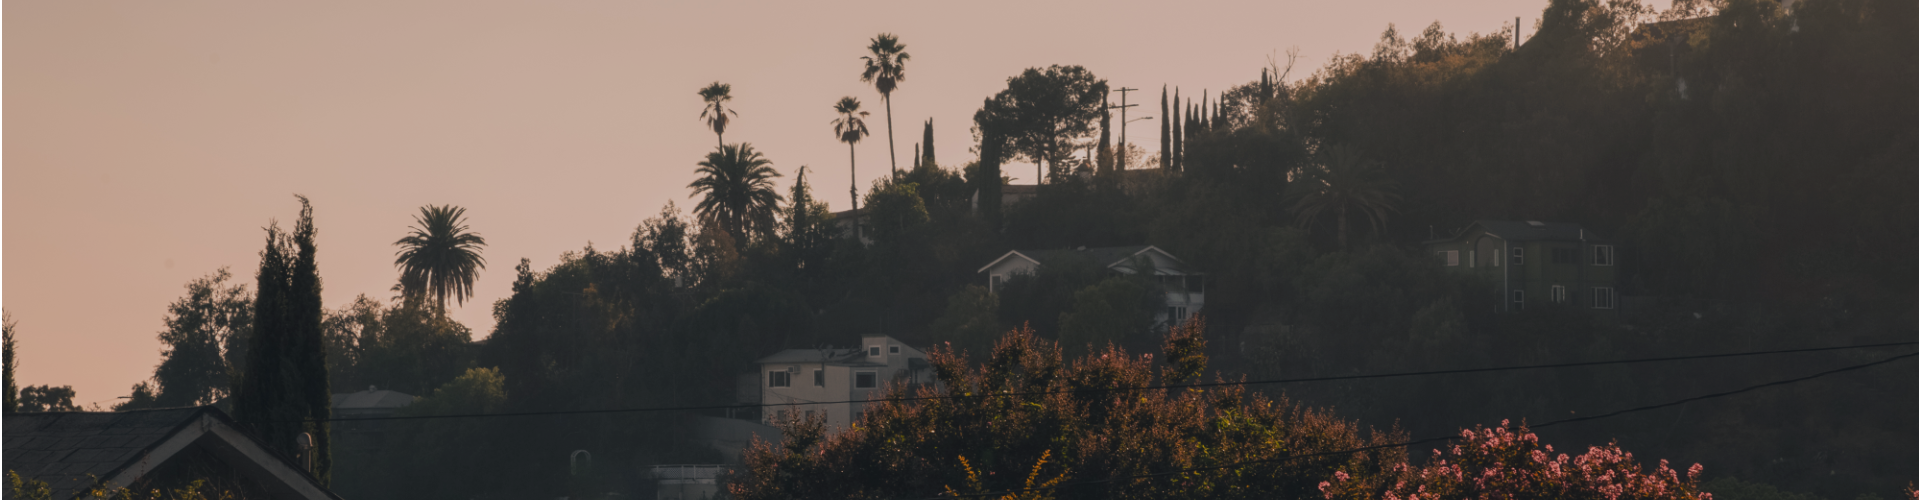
[
  {"x1": 1512, "y1": 290, "x2": 1525, "y2": 310},
  {"x1": 867, "y1": 345, "x2": 881, "y2": 357},
  {"x1": 1166, "y1": 306, "x2": 1188, "y2": 323},
  {"x1": 1439, "y1": 250, "x2": 1459, "y2": 266},
  {"x1": 1510, "y1": 247, "x2": 1525, "y2": 265},
  {"x1": 1469, "y1": 250, "x2": 1476, "y2": 268},
  {"x1": 813, "y1": 369, "x2": 824, "y2": 387},
  {"x1": 991, "y1": 274, "x2": 1004, "y2": 292},
  {"x1": 768, "y1": 370, "x2": 791, "y2": 388},
  {"x1": 1551, "y1": 248, "x2": 1576, "y2": 264},
  {"x1": 889, "y1": 346, "x2": 900, "y2": 355},
  {"x1": 1550, "y1": 285, "x2": 1567, "y2": 303},
  {"x1": 1593, "y1": 287, "x2": 1616, "y2": 309},
  {"x1": 1593, "y1": 245, "x2": 1614, "y2": 266},
  {"x1": 854, "y1": 371, "x2": 878, "y2": 389}
]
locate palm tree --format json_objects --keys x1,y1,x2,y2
[
  {"x1": 832, "y1": 96, "x2": 871, "y2": 240},
  {"x1": 698, "y1": 82, "x2": 738, "y2": 148},
  {"x1": 393, "y1": 205, "x2": 488, "y2": 315},
  {"x1": 1285, "y1": 145, "x2": 1400, "y2": 248},
  {"x1": 859, "y1": 33, "x2": 909, "y2": 174},
  {"x1": 688, "y1": 143, "x2": 784, "y2": 242}
]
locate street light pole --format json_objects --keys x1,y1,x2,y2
[{"x1": 1109, "y1": 87, "x2": 1139, "y2": 170}]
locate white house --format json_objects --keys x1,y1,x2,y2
[
  {"x1": 977, "y1": 245, "x2": 1205, "y2": 328},
  {"x1": 755, "y1": 335, "x2": 930, "y2": 432}
]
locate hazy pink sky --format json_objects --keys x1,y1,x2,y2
[{"x1": 6, "y1": 0, "x2": 1596, "y2": 404}]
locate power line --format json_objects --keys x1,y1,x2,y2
[
  {"x1": 252, "y1": 340, "x2": 1915, "y2": 424},
  {"x1": 922, "y1": 351, "x2": 1917, "y2": 499}
]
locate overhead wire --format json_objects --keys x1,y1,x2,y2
[
  {"x1": 250, "y1": 340, "x2": 1916, "y2": 424},
  {"x1": 919, "y1": 351, "x2": 1917, "y2": 499}
]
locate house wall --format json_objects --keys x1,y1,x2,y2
[
  {"x1": 1428, "y1": 230, "x2": 1618, "y2": 313},
  {"x1": 760, "y1": 336, "x2": 928, "y2": 433},
  {"x1": 982, "y1": 256, "x2": 1041, "y2": 291}
]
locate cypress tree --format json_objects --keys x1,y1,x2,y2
[
  {"x1": 235, "y1": 196, "x2": 331, "y2": 484},
  {"x1": 977, "y1": 121, "x2": 1004, "y2": 229},
  {"x1": 1159, "y1": 86, "x2": 1170, "y2": 171},
  {"x1": 1172, "y1": 89, "x2": 1182, "y2": 172},
  {"x1": 913, "y1": 143, "x2": 921, "y2": 170},
  {"x1": 1097, "y1": 96, "x2": 1113, "y2": 173},
  {"x1": 4, "y1": 313, "x2": 17, "y2": 413},
  {"x1": 922, "y1": 118, "x2": 936, "y2": 167}
]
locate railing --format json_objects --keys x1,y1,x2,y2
[{"x1": 651, "y1": 464, "x2": 726, "y2": 480}]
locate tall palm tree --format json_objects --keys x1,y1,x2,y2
[
  {"x1": 860, "y1": 33, "x2": 909, "y2": 174},
  {"x1": 1285, "y1": 145, "x2": 1400, "y2": 248},
  {"x1": 688, "y1": 143, "x2": 784, "y2": 242},
  {"x1": 393, "y1": 205, "x2": 488, "y2": 314},
  {"x1": 831, "y1": 96, "x2": 871, "y2": 240},
  {"x1": 698, "y1": 82, "x2": 738, "y2": 148}
]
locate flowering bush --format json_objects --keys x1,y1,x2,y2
[
  {"x1": 728, "y1": 319, "x2": 1407, "y2": 500},
  {"x1": 1320, "y1": 421, "x2": 1710, "y2": 500}
]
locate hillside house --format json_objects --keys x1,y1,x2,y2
[
  {"x1": 969, "y1": 184, "x2": 1038, "y2": 214},
  {"x1": 1424, "y1": 220, "x2": 1618, "y2": 312},
  {"x1": 829, "y1": 208, "x2": 873, "y2": 246},
  {"x1": 755, "y1": 335, "x2": 930, "y2": 432},
  {"x1": 3, "y1": 407, "x2": 340, "y2": 500},
  {"x1": 977, "y1": 245, "x2": 1205, "y2": 328}
]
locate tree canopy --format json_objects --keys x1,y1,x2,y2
[{"x1": 973, "y1": 65, "x2": 1109, "y2": 184}]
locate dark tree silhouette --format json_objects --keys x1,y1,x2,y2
[
  {"x1": 972, "y1": 65, "x2": 1108, "y2": 184},
  {"x1": 860, "y1": 33, "x2": 909, "y2": 174},
  {"x1": 393, "y1": 205, "x2": 488, "y2": 313},
  {"x1": 698, "y1": 82, "x2": 738, "y2": 148},
  {"x1": 688, "y1": 143, "x2": 784, "y2": 242},
  {"x1": 832, "y1": 96, "x2": 871, "y2": 240}
]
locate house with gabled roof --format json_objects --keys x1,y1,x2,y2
[
  {"x1": 977, "y1": 245, "x2": 1205, "y2": 327},
  {"x1": 754, "y1": 335, "x2": 930, "y2": 433},
  {"x1": 1423, "y1": 220, "x2": 1619, "y2": 313},
  {"x1": 3, "y1": 406, "x2": 341, "y2": 500}
]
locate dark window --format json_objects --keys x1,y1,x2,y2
[
  {"x1": 813, "y1": 369, "x2": 824, "y2": 387},
  {"x1": 1512, "y1": 290, "x2": 1525, "y2": 310},
  {"x1": 768, "y1": 371, "x2": 791, "y2": 388},
  {"x1": 854, "y1": 371, "x2": 878, "y2": 389},
  {"x1": 1593, "y1": 245, "x2": 1615, "y2": 266},
  {"x1": 889, "y1": 346, "x2": 900, "y2": 354},
  {"x1": 868, "y1": 346, "x2": 881, "y2": 357},
  {"x1": 1593, "y1": 287, "x2": 1616, "y2": 309},
  {"x1": 1511, "y1": 247, "x2": 1525, "y2": 265},
  {"x1": 1551, "y1": 248, "x2": 1576, "y2": 264}
]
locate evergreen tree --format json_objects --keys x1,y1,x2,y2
[
  {"x1": 1160, "y1": 86, "x2": 1170, "y2": 170},
  {"x1": 975, "y1": 120, "x2": 1005, "y2": 229},
  {"x1": 235, "y1": 196, "x2": 331, "y2": 484},
  {"x1": 1171, "y1": 89, "x2": 1183, "y2": 171},
  {"x1": 922, "y1": 118, "x2": 936, "y2": 167},
  {"x1": 4, "y1": 312, "x2": 17, "y2": 413},
  {"x1": 1097, "y1": 94, "x2": 1113, "y2": 173}
]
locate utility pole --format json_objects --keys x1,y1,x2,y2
[{"x1": 1108, "y1": 87, "x2": 1139, "y2": 170}]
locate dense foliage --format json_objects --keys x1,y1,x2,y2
[
  {"x1": 730, "y1": 321, "x2": 1409, "y2": 500},
  {"x1": 74, "y1": 0, "x2": 1913, "y2": 496},
  {"x1": 231, "y1": 196, "x2": 332, "y2": 485}
]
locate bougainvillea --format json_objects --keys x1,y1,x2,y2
[
  {"x1": 728, "y1": 318, "x2": 1407, "y2": 500},
  {"x1": 1319, "y1": 421, "x2": 1711, "y2": 500}
]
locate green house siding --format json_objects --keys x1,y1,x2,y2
[{"x1": 1425, "y1": 221, "x2": 1618, "y2": 313}]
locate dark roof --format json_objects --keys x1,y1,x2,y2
[
  {"x1": 1023, "y1": 245, "x2": 1152, "y2": 268},
  {"x1": 1002, "y1": 184, "x2": 1038, "y2": 195},
  {"x1": 5, "y1": 407, "x2": 208, "y2": 499},
  {"x1": 1449, "y1": 220, "x2": 1606, "y2": 242},
  {"x1": 4, "y1": 406, "x2": 341, "y2": 500},
  {"x1": 331, "y1": 388, "x2": 415, "y2": 410},
  {"x1": 757, "y1": 348, "x2": 880, "y2": 366}
]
